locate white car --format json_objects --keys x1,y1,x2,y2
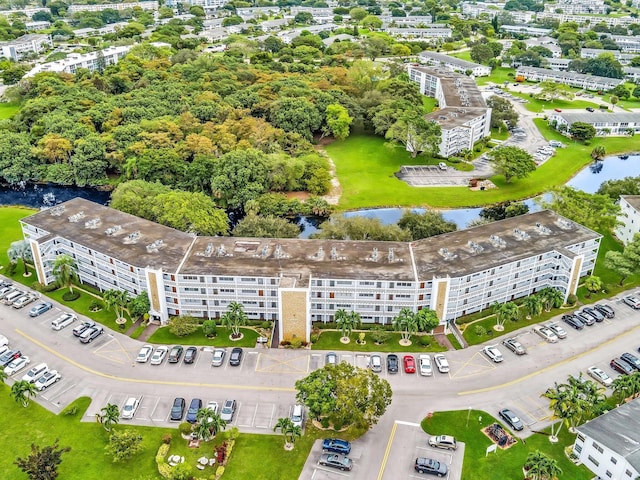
[
  {"x1": 546, "y1": 322, "x2": 567, "y2": 339},
  {"x1": 483, "y1": 346, "x2": 504, "y2": 363},
  {"x1": 438, "y1": 162, "x2": 447, "y2": 171},
  {"x1": 121, "y1": 397, "x2": 140, "y2": 419},
  {"x1": 533, "y1": 325, "x2": 559, "y2": 343},
  {"x1": 205, "y1": 400, "x2": 219, "y2": 419},
  {"x1": 0, "y1": 334, "x2": 8, "y2": 347},
  {"x1": 150, "y1": 346, "x2": 169, "y2": 365},
  {"x1": 433, "y1": 354, "x2": 449, "y2": 373},
  {"x1": 369, "y1": 354, "x2": 382, "y2": 373},
  {"x1": 22, "y1": 362, "x2": 49, "y2": 383},
  {"x1": 51, "y1": 313, "x2": 77, "y2": 331},
  {"x1": 587, "y1": 366, "x2": 613, "y2": 387},
  {"x1": 419, "y1": 354, "x2": 432, "y2": 376},
  {"x1": 211, "y1": 349, "x2": 226, "y2": 367},
  {"x1": 136, "y1": 345, "x2": 154, "y2": 363},
  {"x1": 4, "y1": 355, "x2": 30, "y2": 375},
  {"x1": 36, "y1": 370, "x2": 61, "y2": 391}
]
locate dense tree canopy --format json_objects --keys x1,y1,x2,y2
[
  {"x1": 542, "y1": 186, "x2": 621, "y2": 232},
  {"x1": 487, "y1": 146, "x2": 536, "y2": 183}
]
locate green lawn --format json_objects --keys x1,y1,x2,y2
[
  {"x1": 0, "y1": 206, "x2": 36, "y2": 265},
  {"x1": 311, "y1": 330, "x2": 447, "y2": 352},
  {"x1": 423, "y1": 410, "x2": 592, "y2": 480},
  {"x1": 324, "y1": 131, "x2": 635, "y2": 210},
  {"x1": 476, "y1": 67, "x2": 515, "y2": 86},
  {"x1": 450, "y1": 50, "x2": 472, "y2": 62},
  {"x1": 507, "y1": 90, "x2": 601, "y2": 114},
  {"x1": 0, "y1": 102, "x2": 20, "y2": 120},
  {"x1": 490, "y1": 127, "x2": 510, "y2": 141},
  {"x1": 423, "y1": 96, "x2": 438, "y2": 113},
  {"x1": 147, "y1": 326, "x2": 259, "y2": 347}
]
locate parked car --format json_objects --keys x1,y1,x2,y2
[
  {"x1": 438, "y1": 162, "x2": 447, "y2": 171},
  {"x1": 610, "y1": 357, "x2": 635, "y2": 375},
  {"x1": 582, "y1": 307, "x2": 604, "y2": 323},
  {"x1": 229, "y1": 347, "x2": 243, "y2": 366},
  {"x1": 623, "y1": 295, "x2": 640, "y2": 309},
  {"x1": 291, "y1": 404, "x2": 304, "y2": 428},
  {"x1": 170, "y1": 397, "x2": 186, "y2": 421},
  {"x1": 12, "y1": 294, "x2": 37, "y2": 309},
  {"x1": 0, "y1": 285, "x2": 16, "y2": 300},
  {"x1": 433, "y1": 353, "x2": 450, "y2": 373},
  {"x1": 575, "y1": 311, "x2": 595, "y2": 326},
  {"x1": 499, "y1": 408, "x2": 524, "y2": 431},
  {"x1": 404, "y1": 355, "x2": 416, "y2": 374},
  {"x1": 483, "y1": 346, "x2": 503, "y2": 363},
  {"x1": 51, "y1": 313, "x2": 77, "y2": 331},
  {"x1": 322, "y1": 438, "x2": 351, "y2": 455},
  {"x1": 546, "y1": 323, "x2": 567, "y2": 339},
  {"x1": 4, "y1": 355, "x2": 30, "y2": 375},
  {"x1": 370, "y1": 354, "x2": 382, "y2": 373},
  {"x1": 0, "y1": 349, "x2": 22, "y2": 367},
  {"x1": 428, "y1": 435, "x2": 457, "y2": 450},
  {"x1": 502, "y1": 337, "x2": 526, "y2": 355},
  {"x1": 36, "y1": 370, "x2": 61, "y2": 391},
  {"x1": 79, "y1": 326, "x2": 103, "y2": 343},
  {"x1": 0, "y1": 334, "x2": 7, "y2": 347},
  {"x1": 414, "y1": 457, "x2": 447, "y2": 476},
  {"x1": 325, "y1": 352, "x2": 337, "y2": 366},
  {"x1": 28, "y1": 302, "x2": 53, "y2": 317},
  {"x1": 205, "y1": 401, "x2": 219, "y2": 418},
  {"x1": 121, "y1": 397, "x2": 140, "y2": 420},
  {"x1": 587, "y1": 366, "x2": 613, "y2": 387},
  {"x1": 594, "y1": 304, "x2": 615, "y2": 319},
  {"x1": 3, "y1": 290, "x2": 25, "y2": 305},
  {"x1": 184, "y1": 346, "x2": 198, "y2": 364},
  {"x1": 150, "y1": 346, "x2": 169, "y2": 365},
  {"x1": 73, "y1": 320, "x2": 96, "y2": 337},
  {"x1": 0, "y1": 345, "x2": 8, "y2": 357},
  {"x1": 554, "y1": 108, "x2": 562, "y2": 112},
  {"x1": 387, "y1": 354, "x2": 399, "y2": 374},
  {"x1": 136, "y1": 345, "x2": 154, "y2": 363},
  {"x1": 419, "y1": 354, "x2": 433, "y2": 376},
  {"x1": 620, "y1": 353, "x2": 640, "y2": 372},
  {"x1": 319, "y1": 453, "x2": 353, "y2": 472},
  {"x1": 211, "y1": 349, "x2": 226, "y2": 367},
  {"x1": 186, "y1": 398, "x2": 203, "y2": 424},
  {"x1": 168, "y1": 345, "x2": 184, "y2": 363},
  {"x1": 533, "y1": 325, "x2": 559, "y2": 343},
  {"x1": 562, "y1": 314, "x2": 584, "y2": 330},
  {"x1": 586, "y1": 107, "x2": 595, "y2": 112},
  {"x1": 220, "y1": 399, "x2": 236, "y2": 422},
  {"x1": 22, "y1": 362, "x2": 48, "y2": 384}
]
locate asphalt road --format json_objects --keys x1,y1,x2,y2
[{"x1": 2, "y1": 280, "x2": 640, "y2": 480}]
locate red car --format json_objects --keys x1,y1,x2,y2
[
  {"x1": 554, "y1": 108, "x2": 562, "y2": 112},
  {"x1": 403, "y1": 355, "x2": 416, "y2": 374}
]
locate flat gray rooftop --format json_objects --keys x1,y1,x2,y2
[
  {"x1": 622, "y1": 195, "x2": 640, "y2": 211},
  {"x1": 554, "y1": 112, "x2": 640, "y2": 124},
  {"x1": 419, "y1": 51, "x2": 485, "y2": 70},
  {"x1": 577, "y1": 398, "x2": 640, "y2": 472}
]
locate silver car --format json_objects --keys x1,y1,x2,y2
[
  {"x1": 369, "y1": 354, "x2": 382, "y2": 373},
  {"x1": 211, "y1": 348, "x2": 226, "y2": 367},
  {"x1": 150, "y1": 346, "x2": 169, "y2": 365},
  {"x1": 220, "y1": 399, "x2": 236, "y2": 422},
  {"x1": 51, "y1": 313, "x2": 77, "y2": 331}
]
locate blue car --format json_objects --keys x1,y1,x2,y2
[
  {"x1": 322, "y1": 438, "x2": 351, "y2": 455},
  {"x1": 186, "y1": 398, "x2": 202, "y2": 424}
]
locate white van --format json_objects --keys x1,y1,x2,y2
[
  {"x1": 3, "y1": 290, "x2": 24, "y2": 305},
  {"x1": 291, "y1": 404, "x2": 304, "y2": 428}
]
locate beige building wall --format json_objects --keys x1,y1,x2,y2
[
  {"x1": 567, "y1": 256, "x2": 584, "y2": 301},
  {"x1": 431, "y1": 278, "x2": 450, "y2": 321},
  {"x1": 278, "y1": 289, "x2": 310, "y2": 343},
  {"x1": 28, "y1": 239, "x2": 47, "y2": 285}
]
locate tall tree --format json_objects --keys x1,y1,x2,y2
[
  {"x1": 538, "y1": 287, "x2": 564, "y2": 312},
  {"x1": 415, "y1": 308, "x2": 440, "y2": 333},
  {"x1": 103, "y1": 289, "x2": 130, "y2": 324},
  {"x1": 492, "y1": 301, "x2": 519, "y2": 328},
  {"x1": 569, "y1": 122, "x2": 596, "y2": 142},
  {"x1": 542, "y1": 186, "x2": 620, "y2": 232},
  {"x1": 591, "y1": 146, "x2": 606, "y2": 160},
  {"x1": 11, "y1": 380, "x2": 37, "y2": 408},
  {"x1": 96, "y1": 403, "x2": 120, "y2": 432},
  {"x1": 486, "y1": 96, "x2": 519, "y2": 131},
  {"x1": 583, "y1": 275, "x2": 603, "y2": 298},
  {"x1": 597, "y1": 176, "x2": 640, "y2": 200},
  {"x1": 385, "y1": 112, "x2": 441, "y2": 158},
  {"x1": 392, "y1": 308, "x2": 417, "y2": 341},
  {"x1": 221, "y1": 301, "x2": 248, "y2": 338},
  {"x1": 522, "y1": 295, "x2": 543, "y2": 319},
  {"x1": 323, "y1": 104, "x2": 353, "y2": 141},
  {"x1": 398, "y1": 211, "x2": 457, "y2": 240},
  {"x1": 335, "y1": 309, "x2": 360, "y2": 339},
  {"x1": 523, "y1": 450, "x2": 563, "y2": 480},
  {"x1": 541, "y1": 382, "x2": 572, "y2": 441},
  {"x1": 537, "y1": 80, "x2": 574, "y2": 102},
  {"x1": 15, "y1": 439, "x2": 71, "y2": 480},
  {"x1": 7, "y1": 239, "x2": 32, "y2": 275},
  {"x1": 105, "y1": 430, "x2": 144, "y2": 463},
  {"x1": 52, "y1": 254, "x2": 78, "y2": 294},
  {"x1": 487, "y1": 146, "x2": 536, "y2": 183}
]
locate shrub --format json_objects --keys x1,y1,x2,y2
[
  {"x1": 168, "y1": 315, "x2": 199, "y2": 337},
  {"x1": 61, "y1": 405, "x2": 78, "y2": 416},
  {"x1": 62, "y1": 291, "x2": 81, "y2": 301},
  {"x1": 178, "y1": 422, "x2": 193, "y2": 435},
  {"x1": 162, "y1": 434, "x2": 172, "y2": 444},
  {"x1": 215, "y1": 466, "x2": 225, "y2": 480},
  {"x1": 566, "y1": 294, "x2": 577, "y2": 306},
  {"x1": 290, "y1": 337, "x2": 303, "y2": 348},
  {"x1": 474, "y1": 325, "x2": 487, "y2": 337},
  {"x1": 261, "y1": 321, "x2": 272, "y2": 329},
  {"x1": 310, "y1": 334, "x2": 320, "y2": 343},
  {"x1": 89, "y1": 300, "x2": 103, "y2": 311},
  {"x1": 5, "y1": 261, "x2": 17, "y2": 275},
  {"x1": 419, "y1": 336, "x2": 431, "y2": 347},
  {"x1": 32, "y1": 281, "x2": 58, "y2": 292},
  {"x1": 202, "y1": 319, "x2": 217, "y2": 337},
  {"x1": 280, "y1": 339, "x2": 291, "y2": 347},
  {"x1": 320, "y1": 417, "x2": 330, "y2": 428}
]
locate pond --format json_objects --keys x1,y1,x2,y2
[{"x1": 0, "y1": 183, "x2": 111, "y2": 209}]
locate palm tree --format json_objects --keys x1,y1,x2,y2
[
  {"x1": 566, "y1": 374, "x2": 605, "y2": 425},
  {"x1": 392, "y1": 308, "x2": 417, "y2": 342},
  {"x1": 221, "y1": 301, "x2": 248, "y2": 338},
  {"x1": 492, "y1": 301, "x2": 519, "y2": 329},
  {"x1": 541, "y1": 383, "x2": 573, "y2": 442},
  {"x1": 522, "y1": 295, "x2": 543, "y2": 319},
  {"x1": 590, "y1": 146, "x2": 606, "y2": 161},
  {"x1": 613, "y1": 372, "x2": 640, "y2": 401},
  {"x1": 584, "y1": 275, "x2": 603, "y2": 298},
  {"x1": 335, "y1": 309, "x2": 359, "y2": 339},
  {"x1": 96, "y1": 403, "x2": 120, "y2": 432},
  {"x1": 52, "y1": 254, "x2": 78, "y2": 293},
  {"x1": 7, "y1": 240, "x2": 33, "y2": 275},
  {"x1": 524, "y1": 450, "x2": 562, "y2": 480},
  {"x1": 273, "y1": 417, "x2": 295, "y2": 448},
  {"x1": 195, "y1": 407, "x2": 227, "y2": 439},
  {"x1": 539, "y1": 287, "x2": 564, "y2": 312},
  {"x1": 287, "y1": 423, "x2": 302, "y2": 446},
  {"x1": 11, "y1": 380, "x2": 37, "y2": 408},
  {"x1": 103, "y1": 289, "x2": 130, "y2": 323}
]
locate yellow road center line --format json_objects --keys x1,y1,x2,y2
[{"x1": 377, "y1": 421, "x2": 398, "y2": 480}]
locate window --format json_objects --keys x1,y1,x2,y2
[
  {"x1": 626, "y1": 470, "x2": 633, "y2": 477},
  {"x1": 588, "y1": 455, "x2": 599, "y2": 467},
  {"x1": 605, "y1": 471, "x2": 612, "y2": 478},
  {"x1": 611, "y1": 457, "x2": 617, "y2": 464},
  {"x1": 574, "y1": 444, "x2": 582, "y2": 454},
  {"x1": 593, "y1": 442, "x2": 603, "y2": 454}
]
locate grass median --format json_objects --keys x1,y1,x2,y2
[{"x1": 311, "y1": 330, "x2": 447, "y2": 352}]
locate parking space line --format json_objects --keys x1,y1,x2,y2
[
  {"x1": 315, "y1": 466, "x2": 351, "y2": 477},
  {"x1": 41, "y1": 381, "x2": 75, "y2": 402}
]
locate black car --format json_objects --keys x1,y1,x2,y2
[
  {"x1": 229, "y1": 347, "x2": 243, "y2": 366},
  {"x1": 595, "y1": 304, "x2": 615, "y2": 319},
  {"x1": 319, "y1": 453, "x2": 353, "y2": 471},
  {"x1": 583, "y1": 307, "x2": 604, "y2": 322},
  {"x1": 185, "y1": 398, "x2": 202, "y2": 424},
  {"x1": 499, "y1": 408, "x2": 524, "y2": 431},
  {"x1": 168, "y1": 345, "x2": 184, "y2": 363},
  {"x1": 170, "y1": 397, "x2": 186, "y2": 421},
  {"x1": 575, "y1": 312, "x2": 595, "y2": 326},
  {"x1": 586, "y1": 107, "x2": 595, "y2": 112},
  {"x1": 387, "y1": 354, "x2": 399, "y2": 374},
  {"x1": 183, "y1": 346, "x2": 198, "y2": 364},
  {"x1": 562, "y1": 314, "x2": 584, "y2": 330},
  {"x1": 610, "y1": 357, "x2": 635, "y2": 375},
  {"x1": 414, "y1": 457, "x2": 448, "y2": 477},
  {"x1": 0, "y1": 349, "x2": 22, "y2": 367},
  {"x1": 620, "y1": 353, "x2": 640, "y2": 371}
]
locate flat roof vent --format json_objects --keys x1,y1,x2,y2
[
  {"x1": 146, "y1": 239, "x2": 163, "y2": 253},
  {"x1": 438, "y1": 247, "x2": 457, "y2": 260},
  {"x1": 556, "y1": 218, "x2": 574, "y2": 230},
  {"x1": 105, "y1": 225, "x2": 121, "y2": 236},
  {"x1": 273, "y1": 244, "x2": 290, "y2": 260},
  {"x1": 367, "y1": 247, "x2": 379, "y2": 262},
  {"x1": 124, "y1": 231, "x2": 140, "y2": 243},
  {"x1": 388, "y1": 248, "x2": 395, "y2": 262},
  {"x1": 216, "y1": 245, "x2": 229, "y2": 257},
  {"x1": 330, "y1": 246, "x2": 346, "y2": 261},
  {"x1": 513, "y1": 228, "x2": 530, "y2": 240},
  {"x1": 258, "y1": 245, "x2": 269, "y2": 259},
  {"x1": 535, "y1": 222, "x2": 552, "y2": 235},
  {"x1": 50, "y1": 205, "x2": 65, "y2": 216},
  {"x1": 489, "y1": 235, "x2": 507, "y2": 248},
  {"x1": 468, "y1": 241, "x2": 484, "y2": 254},
  {"x1": 197, "y1": 242, "x2": 214, "y2": 257},
  {"x1": 68, "y1": 211, "x2": 85, "y2": 223},
  {"x1": 84, "y1": 218, "x2": 100, "y2": 229},
  {"x1": 309, "y1": 246, "x2": 325, "y2": 261}
]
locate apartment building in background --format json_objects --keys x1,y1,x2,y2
[
  {"x1": 0, "y1": 34, "x2": 52, "y2": 61},
  {"x1": 26, "y1": 46, "x2": 131, "y2": 77},
  {"x1": 67, "y1": 1, "x2": 158, "y2": 13},
  {"x1": 408, "y1": 65, "x2": 492, "y2": 157},
  {"x1": 515, "y1": 66, "x2": 624, "y2": 90},
  {"x1": 418, "y1": 51, "x2": 491, "y2": 77},
  {"x1": 548, "y1": 112, "x2": 640, "y2": 136},
  {"x1": 21, "y1": 199, "x2": 600, "y2": 342},
  {"x1": 615, "y1": 196, "x2": 640, "y2": 245}
]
